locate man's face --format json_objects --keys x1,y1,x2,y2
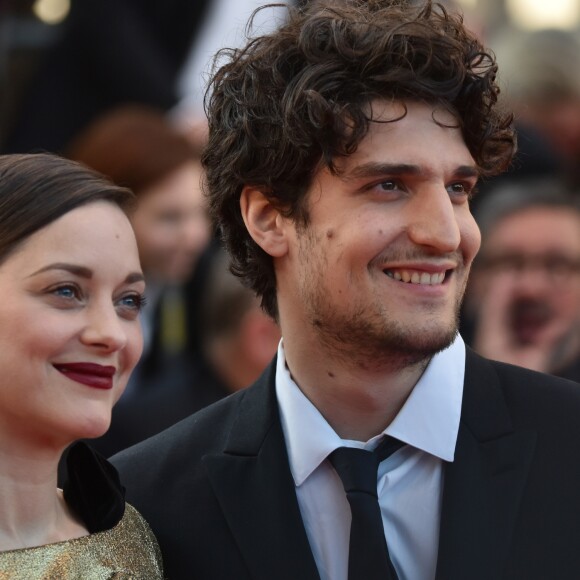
[
  {"x1": 475, "y1": 207, "x2": 580, "y2": 346},
  {"x1": 276, "y1": 100, "x2": 481, "y2": 366}
]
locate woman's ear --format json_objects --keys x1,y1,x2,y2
[{"x1": 240, "y1": 186, "x2": 289, "y2": 257}]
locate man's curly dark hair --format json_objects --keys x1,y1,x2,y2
[{"x1": 202, "y1": 0, "x2": 516, "y2": 318}]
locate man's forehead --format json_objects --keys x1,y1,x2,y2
[
  {"x1": 331, "y1": 100, "x2": 475, "y2": 178},
  {"x1": 365, "y1": 98, "x2": 459, "y2": 125}
]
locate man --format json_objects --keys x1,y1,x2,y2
[
  {"x1": 112, "y1": 2, "x2": 580, "y2": 579},
  {"x1": 465, "y1": 180, "x2": 580, "y2": 380}
]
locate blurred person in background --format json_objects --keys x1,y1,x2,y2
[
  {"x1": 0, "y1": 153, "x2": 162, "y2": 577},
  {"x1": 1, "y1": 0, "x2": 295, "y2": 154},
  {"x1": 197, "y1": 243, "x2": 281, "y2": 394},
  {"x1": 2, "y1": 0, "x2": 212, "y2": 154},
  {"x1": 496, "y1": 28, "x2": 580, "y2": 187},
  {"x1": 114, "y1": 241, "x2": 281, "y2": 448},
  {"x1": 465, "y1": 179, "x2": 580, "y2": 380},
  {"x1": 67, "y1": 105, "x2": 212, "y2": 455}
]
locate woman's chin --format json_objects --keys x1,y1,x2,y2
[{"x1": 74, "y1": 415, "x2": 112, "y2": 442}]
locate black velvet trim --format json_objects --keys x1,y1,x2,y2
[{"x1": 62, "y1": 441, "x2": 126, "y2": 533}]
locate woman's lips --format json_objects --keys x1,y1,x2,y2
[{"x1": 53, "y1": 362, "x2": 116, "y2": 390}]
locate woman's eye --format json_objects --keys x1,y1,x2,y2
[
  {"x1": 118, "y1": 293, "x2": 147, "y2": 312},
  {"x1": 52, "y1": 285, "x2": 80, "y2": 300}
]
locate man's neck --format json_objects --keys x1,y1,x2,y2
[{"x1": 282, "y1": 335, "x2": 429, "y2": 441}]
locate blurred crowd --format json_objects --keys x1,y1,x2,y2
[{"x1": 1, "y1": 0, "x2": 579, "y2": 456}]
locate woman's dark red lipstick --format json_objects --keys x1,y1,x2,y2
[{"x1": 53, "y1": 363, "x2": 115, "y2": 390}]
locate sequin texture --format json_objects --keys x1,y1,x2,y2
[{"x1": 0, "y1": 504, "x2": 164, "y2": 579}]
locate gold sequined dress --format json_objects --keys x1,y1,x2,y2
[{"x1": 0, "y1": 443, "x2": 164, "y2": 579}]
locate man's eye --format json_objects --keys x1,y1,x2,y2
[
  {"x1": 448, "y1": 183, "x2": 467, "y2": 193},
  {"x1": 447, "y1": 182, "x2": 476, "y2": 200},
  {"x1": 378, "y1": 181, "x2": 398, "y2": 191}
]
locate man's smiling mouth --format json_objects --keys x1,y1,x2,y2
[{"x1": 384, "y1": 269, "x2": 448, "y2": 285}]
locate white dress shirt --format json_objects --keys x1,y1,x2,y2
[{"x1": 275, "y1": 335, "x2": 466, "y2": 580}]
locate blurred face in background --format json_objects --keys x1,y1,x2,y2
[
  {"x1": 521, "y1": 97, "x2": 580, "y2": 163},
  {"x1": 130, "y1": 160, "x2": 211, "y2": 283},
  {"x1": 473, "y1": 206, "x2": 580, "y2": 346}
]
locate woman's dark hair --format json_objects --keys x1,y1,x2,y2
[
  {"x1": 203, "y1": 0, "x2": 517, "y2": 318},
  {"x1": 0, "y1": 153, "x2": 134, "y2": 264}
]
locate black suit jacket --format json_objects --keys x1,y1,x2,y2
[{"x1": 112, "y1": 349, "x2": 580, "y2": 579}]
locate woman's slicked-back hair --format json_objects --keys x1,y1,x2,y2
[
  {"x1": 203, "y1": 0, "x2": 516, "y2": 318},
  {"x1": 0, "y1": 153, "x2": 134, "y2": 264}
]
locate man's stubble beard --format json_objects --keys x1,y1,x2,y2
[{"x1": 298, "y1": 236, "x2": 468, "y2": 373}]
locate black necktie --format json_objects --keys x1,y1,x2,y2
[{"x1": 329, "y1": 436, "x2": 405, "y2": 580}]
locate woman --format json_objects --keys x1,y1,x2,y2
[{"x1": 0, "y1": 153, "x2": 163, "y2": 577}]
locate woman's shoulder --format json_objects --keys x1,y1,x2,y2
[
  {"x1": 0, "y1": 442, "x2": 164, "y2": 578},
  {"x1": 60, "y1": 441, "x2": 165, "y2": 577},
  {"x1": 0, "y1": 503, "x2": 164, "y2": 578},
  {"x1": 96, "y1": 502, "x2": 165, "y2": 578}
]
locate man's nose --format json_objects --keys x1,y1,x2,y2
[{"x1": 405, "y1": 188, "x2": 461, "y2": 252}]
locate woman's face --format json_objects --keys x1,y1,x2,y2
[
  {"x1": 130, "y1": 160, "x2": 211, "y2": 283},
  {"x1": 0, "y1": 201, "x2": 145, "y2": 447}
]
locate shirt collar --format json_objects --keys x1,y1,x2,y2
[{"x1": 275, "y1": 335, "x2": 465, "y2": 487}]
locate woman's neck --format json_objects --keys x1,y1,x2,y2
[{"x1": 0, "y1": 438, "x2": 87, "y2": 551}]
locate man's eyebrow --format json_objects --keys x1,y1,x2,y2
[
  {"x1": 454, "y1": 165, "x2": 480, "y2": 179},
  {"x1": 28, "y1": 263, "x2": 145, "y2": 284},
  {"x1": 345, "y1": 162, "x2": 480, "y2": 180},
  {"x1": 347, "y1": 163, "x2": 422, "y2": 180}
]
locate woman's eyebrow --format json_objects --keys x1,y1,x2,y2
[{"x1": 28, "y1": 263, "x2": 93, "y2": 279}]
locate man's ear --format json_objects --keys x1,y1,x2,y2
[{"x1": 240, "y1": 186, "x2": 289, "y2": 257}]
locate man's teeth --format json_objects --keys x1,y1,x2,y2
[{"x1": 385, "y1": 270, "x2": 446, "y2": 285}]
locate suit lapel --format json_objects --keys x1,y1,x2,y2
[
  {"x1": 203, "y1": 360, "x2": 320, "y2": 580},
  {"x1": 435, "y1": 349, "x2": 537, "y2": 580}
]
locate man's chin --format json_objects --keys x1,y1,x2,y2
[
  {"x1": 381, "y1": 326, "x2": 458, "y2": 361},
  {"x1": 318, "y1": 316, "x2": 459, "y2": 372}
]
